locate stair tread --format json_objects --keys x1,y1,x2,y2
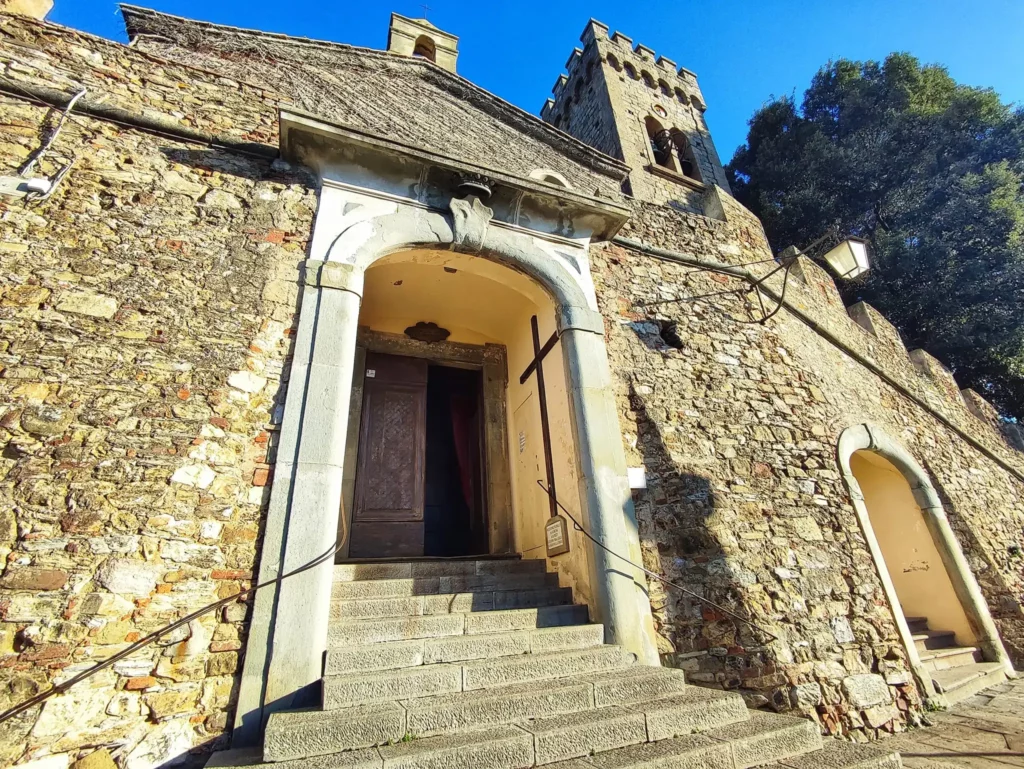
[
  {"x1": 331, "y1": 587, "x2": 574, "y2": 619},
  {"x1": 919, "y1": 645, "x2": 979, "y2": 660},
  {"x1": 324, "y1": 645, "x2": 633, "y2": 686},
  {"x1": 627, "y1": 685, "x2": 743, "y2": 714},
  {"x1": 402, "y1": 674, "x2": 597, "y2": 709},
  {"x1": 562, "y1": 732, "x2": 730, "y2": 768},
  {"x1": 206, "y1": 746, "x2": 379, "y2": 769},
  {"x1": 334, "y1": 558, "x2": 547, "y2": 582},
  {"x1": 932, "y1": 661, "x2": 1005, "y2": 692},
  {"x1": 704, "y1": 709, "x2": 818, "y2": 742},
  {"x1": 332, "y1": 604, "x2": 587, "y2": 630},
  {"x1": 704, "y1": 710, "x2": 823, "y2": 769},
  {"x1": 912, "y1": 630, "x2": 954, "y2": 640},
  {"x1": 377, "y1": 723, "x2": 532, "y2": 765},
  {"x1": 332, "y1": 573, "x2": 560, "y2": 599},
  {"x1": 328, "y1": 604, "x2": 589, "y2": 646},
  {"x1": 525, "y1": 702, "x2": 641, "y2": 732},
  {"x1": 325, "y1": 624, "x2": 605, "y2": 674},
  {"x1": 780, "y1": 738, "x2": 902, "y2": 769}
]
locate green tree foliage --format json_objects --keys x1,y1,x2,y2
[{"x1": 728, "y1": 53, "x2": 1024, "y2": 419}]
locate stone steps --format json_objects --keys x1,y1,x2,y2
[
  {"x1": 912, "y1": 630, "x2": 956, "y2": 653},
  {"x1": 333, "y1": 558, "x2": 548, "y2": 583},
  {"x1": 322, "y1": 646, "x2": 636, "y2": 709},
  {"x1": 904, "y1": 616, "x2": 928, "y2": 634},
  {"x1": 547, "y1": 711, "x2": 822, "y2": 769},
  {"x1": 918, "y1": 645, "x2": 981, "y2": 671},
  {"x1": 330, "y1": 586, "x2": 574, "y2": 620},
  {"x1": 327, "y1": 604, "x2": 591, "y2": 646},
  {"x1": 331, "y1": 572, "x2": 560, "y2": 600},
  {"x1": 266, "y1": 669, "x2": 707, "y2": 763},
  {"x1": 207, "y1": 558, "x2": 864, "y2": 769},
  {"x1": 259, "y1": 706, "x2": 818, "y2": 769},
  {"x1": 932, "y1": 661, "x2": 1007, "y2": 705},
  {"x1": 324, "y1": 623, "x2": 605, "y2": 675},
  {"x1": 779, "y1": 739, "x2": 903, "y2": 769}
]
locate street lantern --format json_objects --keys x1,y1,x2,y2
[{"x1": 820, "y1": 238, "x2": 870, "y2": 279}]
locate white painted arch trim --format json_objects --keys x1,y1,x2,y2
[
  {"x1": 837, "y1": 423, "x2": 1014, "y2": 699},
  {"x1": 528, "y1": 168, "x2": 574, "y2": 190}
]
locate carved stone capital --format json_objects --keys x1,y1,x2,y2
[{"x1": 449, "y1": 195, "x2": 494, "y2": 254}]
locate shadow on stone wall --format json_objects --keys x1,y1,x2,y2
[{"x1": 626, "y1": 380, "x2": 783, "y2": 708}]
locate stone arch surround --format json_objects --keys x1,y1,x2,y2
[
  {"x1": 231, "y1": 188, "x2": 660, "y2": 745},
  {"x1": 837, "y1": 423, "x2": 1014, "y2": 699}
]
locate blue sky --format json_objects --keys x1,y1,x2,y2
[{"x1": 54, "y1": 0, "x2": 1024, "y2": 164}]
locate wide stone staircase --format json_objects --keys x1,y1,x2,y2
[
  {"x1": 907, "y1": 615, "x2": 1006, "y2": 705},
  {"x1": 209, "y1": 557, "x2": 902, "y2": 769}
]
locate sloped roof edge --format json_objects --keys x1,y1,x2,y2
[{"x1": 118, "y1": 4, "x2": 631, "y2": 182}]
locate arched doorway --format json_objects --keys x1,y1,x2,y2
[
  {"x1": 338, "y1": 248, "x2": 593, "y2": 610},
  {"x1": 838, "y1": 424, "x2": 1012, "y2": 700},
  {"x1": 851, "y1": 450, "x2": 978, "y2": 646}
]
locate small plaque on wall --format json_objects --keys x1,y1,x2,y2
[{"x1": 545, "y1": 515, "x2": 570, "y2": 557}]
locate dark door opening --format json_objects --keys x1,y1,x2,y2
[
  {"x1": 349, "y1": 353, "x2": 487, "y2": 559},
  {"x1": 424, "y1": 365, "x2": 487, "y2": 557}
]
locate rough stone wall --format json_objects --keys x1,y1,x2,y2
[
  {"x1": 594, "y1": 193, "x2": 1024, "y2": 740},
  {"x1": 542, "y1": 20, "x2": 729, "y2": 209},
  {"x1": 0, "y1": 15, "x2": 315, "y2": 769},
  {"x1": 119, "y1": 6, "x2": 627, "y2": 201}
]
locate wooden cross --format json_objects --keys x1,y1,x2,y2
[{"x1": 519, "y1": 315, "x2": 560, "y2": 519}]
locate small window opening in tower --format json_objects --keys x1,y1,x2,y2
[
  {"x1": 624, "y1": 62, "x2": 637, "y2": 80},
  {"x1": 645, "y1": 116, "x2": 674, "y2": 169},
  {"x1": 674, "y1": 87, "x2": 687, "y2": 103},
  {"x1": 641, "y1": 71, "x2": 656, "y2": 89},
  {"x1": 607, "y1": 53, "x2": 621, "y2": 71},
  {"x1": 672, "y1": 131, "x2": 702, "y2": 181},
  {"x1": 412, "y1": 35, "x2": 437, "y2": 62},
  {"x1": 658, "y1": 79, "x2": 672, "y2": 96}
]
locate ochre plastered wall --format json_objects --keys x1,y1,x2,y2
[
  {"x1": 850, "y1": 452, "x2": 977, "y2": 646},
  {"x1": 355, "y1": 252, "x2": 593, "y2": 606}
]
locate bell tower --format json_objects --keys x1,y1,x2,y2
[
  {"x1": 542, "y1": 20, "x2": 730, "y2": 207},
  {"x1": 387, "y1": 12, "x2": 459, "y2": 73}
]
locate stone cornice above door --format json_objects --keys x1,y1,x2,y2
[{"x1": 278, "y1": 108, "x2": 631, "y2": 242}]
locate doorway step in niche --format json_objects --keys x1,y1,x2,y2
[
  {"x1": 907, "y1": 616, "x2": 1007, "y2": 705},
  {"x1": 208, "y1": 557, "x2": 902, "y2": 769}
]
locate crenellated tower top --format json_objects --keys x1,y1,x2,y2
[{"x1": 542, "y1": 20, "x2": 730, "y2": 209}]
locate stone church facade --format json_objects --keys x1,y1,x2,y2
[{"x1": 0, "y1": 5, "x2": 1022, "y2": 768}]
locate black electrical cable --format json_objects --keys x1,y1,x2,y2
[{"x1": 537, "y1": 480, "x2": 779, "y2": 643}]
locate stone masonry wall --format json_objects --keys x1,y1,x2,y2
[
  {"x1": 542, "y1": 20, "x2": 729, "y2": 209},
  {"x1": 595, "y1": 193, "x2": 1024, "y2": 740},
  {"x1": 0, "y1": 15, "x2": 315, "y2": 769}
]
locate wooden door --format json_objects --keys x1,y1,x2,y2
[{"x1": 350, "y1": 353, "x2": 428, "y2": 558}]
